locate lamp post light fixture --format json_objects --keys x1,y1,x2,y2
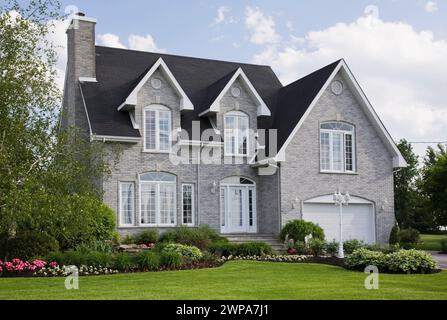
[{"x1": 333, "y1": 190, "x2": 351, "y2": 258}]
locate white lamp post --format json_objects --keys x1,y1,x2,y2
[{"x1": 333, "y1": 190, "x2": 351, "y2": 258}]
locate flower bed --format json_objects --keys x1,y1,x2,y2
[{"x1": 0, "y1": 258, "x2": 118, "y2": 277}]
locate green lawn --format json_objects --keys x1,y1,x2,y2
[
  {"x1": 0, "y1": 261, "x2": 446, "y2": 300},
  {"x1": 416, "y1": 234, "x2": 447, "y2": 251}
]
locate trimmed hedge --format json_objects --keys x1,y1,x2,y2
[
  {"x1": 159, "y1": 225, "x2": 227, "y2": 250},
  {"x1": 2, "y1": 231, "x2": 60, "y2": 260},
  {"x1": 345, "y1": 248, "x2": 437, "y2": 274}
]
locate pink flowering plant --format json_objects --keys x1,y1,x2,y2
[{"x1": 0, "y1": 258, "x2": 59, "y2": 276}]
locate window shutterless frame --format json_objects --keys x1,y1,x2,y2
[
  {"x1": 181, "y1": 184, "x2": 195, "y2": 226},
  {"x1": 139, "y1": 172, "x2": 177, "y2": 227},
  {"x1": 118, "y1": 181, "x2": 135, "y2": 227},
  {"x1": 319, "y1": 121, "x2": 356, "y2": 173},
  {"x1": 143, "y1": 105, "x2": 172, "y2": 153},
  {"x1": 224, "y1": 111, "x2": 249, "y2": 157}
]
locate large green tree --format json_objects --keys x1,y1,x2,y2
[
  {"x1": 394, "y1": 139, "x2": 420, "y2": 228},
  {"x1": 420, "y1": 144, "x2": 447, "y2": 227},
  {"x1": 0, "y1": 0, "x2": 118, "y2": 258}
]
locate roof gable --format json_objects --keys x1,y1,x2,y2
[
  {"x1": 199, "y1": 67, "x2": 271, "y2": 117},
  {"x1": 275, "y1": 59, "x2": 407, "y2": 168},
  {"x1": 117, "y1": 57, "x2": 193, "y2": 111}
]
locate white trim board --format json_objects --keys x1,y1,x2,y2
[
  {"x1": 275, "y1": 59, "x2": 407, "y2": 168},
  {"x1": 199, "y1": 67, "x2": 271, "y2": 117},
  {"x1": 117, "y1": 57, "x2": 193, "y2": 112},
  {"x1": 91, "y1": 135, "x2": 141, "y2": 143}
]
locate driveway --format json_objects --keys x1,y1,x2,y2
[{"x1": 428, "y1": 251, "x2": 447, "y2": 270}]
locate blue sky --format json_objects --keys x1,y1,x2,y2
[{"x1": 52, "y1": 0, "x2": 447, "y2": 157}]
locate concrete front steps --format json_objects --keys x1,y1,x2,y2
[{"x1": 224, "y1": 234, "x2": 285, "y2": 253}]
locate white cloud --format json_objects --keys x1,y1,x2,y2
[
  {"x1": 128, "y1": 34, "x2": 166, "y2": 53},
  {"x1": 97, "y1": 33, "x2": 165, "y2": 53},
  {"x1": 252, "y1": 15, "x2": 447, "y2": 150},
  {"x1": 425, "y1": 1, "x2": 438, "y2": 13},
  {"x1": 46, "y1": 19, "x2": 69, "y2": 90},
  {"x1": 212, "y1": 6, "x2": 236, "y2": 26},
  {"x1": 245, "y1": 6, "x2": 280, "y2": 45},
  {"x1": 97, "y1": 33, "x2": 126, "y2": 49}
]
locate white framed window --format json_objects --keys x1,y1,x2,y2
[
  {"x1": 224, "y1": 111, "x2": 249, "y2": 156},
  {"x1": 119, "y1": 182, "x2": 135, "y2": 226},
  {"x1": 139, "y1": 172, "x2": 176, "y2": 226},
  {"x1": 182, "y1": 184, "x2": 194, "y2": 226},
  {"x1": 143, "y1": 105, "x2": 172, "y2": 152},
  {"x1": 320, "y1": 122, "x2": 356, "y2": 173}
]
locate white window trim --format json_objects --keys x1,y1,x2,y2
[
  {"x1": 224, "y1": 111, "x2": 250, "y2": 157},
  {"x1": 118, "y1": 181, "x2": 135, "y2": 227},
  {"x1": 139, "y1": 174, "x2": 177, "y2": 227},
  {"x1": 320, "y1": 122, "x2": 356, "y2": 174},
  {"x1": 143, "y1": 105, "x2": 172, "y2": 153},
  {"x1": 181, "y1": 184, "x2": 195, "y2": 227}
]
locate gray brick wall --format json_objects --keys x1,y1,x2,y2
[
  {"x1": 279, "y1": 73, "x2": 395, "y2": 243},
  {"x1": 102, "y1": 72, "x2": 280, "y2": 236}
]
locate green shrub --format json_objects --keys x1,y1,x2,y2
[
  {"x1": 441, "y1": 239, "x2": 447, "y2": 253},
  {"x1": 383, "y1": 249, "x2": 437, "y2": 273},
  {"x1": 159, "y1": 225, "x2": 226, "y2": 250},
  {"x1": 208, "y1": 241, "x2": 274, "y2": 257},
  {"x1": 308, "y1": 238, "x2": 325, "y2": 256},
  {"x1": 112, "y1": 252, "x2": 135, "y2": 271},
  {"x1": 55, "y1": 250, "x2": 87, "y2": 266},
  {"x1": 52, "y1": 196, "x2": 116, "y2": 250},
  {"x1": 122, "y1": 235, "x2": 135, "y2": 245},
  {"x1": 325, "y1": 241, "x2": 339, "y2": 257},
  {"x1": 135, "y1": 251, "x2": 161, "y2": 271},
  {"x1": 293, "y1": 241, "x2": 309, "y2": 255},
  {"x1": 279, "y1": 220, "x2": 324, "y2": 242},
  {"x1": 364, "y1": 243, "x2": 400, "y2": 254},
  {"x1": 389, "y1": 224, "x2": 400, "y2": 245},
  {"x1": 85, "y1": 251, "x2": 113, "y2": 267},
  {"x1": 5, "y1": 230, "x2": 60, "y2": 260},
  {"x1": 160, "y1": 250, "x2": 183, "y2": 268},
  {"x1": 74, "y1": 240, "x2": 113, "y2": 253},
  {"x1": 343, "y1": 239, "x2": 365, "y2": 254},
  {"x1": 344, "y1": 248, "x2": 386, "y2": 271},
  {"x1": 201, "y1": 251, "x2": 220, "y2": 263},
  {"x1": 398, "y1": 228, "x2": 420, "y2": 249},
  {"x1": 162, "y1": 243, "x2": 203, "y2": 262},
  {"x1": 135, "y1": 229, "x2": 158, "y2": 245}
]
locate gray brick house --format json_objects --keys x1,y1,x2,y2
[{"x1": 61, "y1": 13, "x2": 407, "y2": 244}]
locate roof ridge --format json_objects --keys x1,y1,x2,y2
[{"x1": 95, "y1": 45, "x2": 273, "y2": 69}]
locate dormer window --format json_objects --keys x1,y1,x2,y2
[
  {"x1": 320, "y1": 121, "x2": 355, "y2": 173},
  {"x1": 224, "y1": 111, "x2": 249, "y2": 156},
  {"x1": 144, "y1": 105, "x2": 171, "y2": 152}
]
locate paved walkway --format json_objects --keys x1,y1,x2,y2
[{"x1": 428, "y1": 251, "x2": 447, "y2": 270}]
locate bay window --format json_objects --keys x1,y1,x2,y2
[
  {"x1": 224, "y1": 111, "x2": 249, "y2": 156},
  {"x1": 144, "y1": 105, "x2": 171, "y2": 152},
  {"x1": 320, "y1": 122, "x2": 355, "y2": 173}
]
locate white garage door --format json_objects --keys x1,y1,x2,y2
[{"x1": 303, "y1": 201, "x2": 375, "y2": 244}]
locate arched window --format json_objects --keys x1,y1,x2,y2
[
  {"x1": 139, "y1": 172, "x2": 176, "y2": 226},
  {"x1": 320, "y1": 121, "x2": 355, "y2": 173},
  {"x1": 224, "y1": 111, "x2": 249, "y2": 156},
  {"x1": 144, "y1": 105, "x2": 171, "y2": 152}
]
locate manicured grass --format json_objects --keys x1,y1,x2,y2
[
  {"x1": 416, "y1": 234, "x2": 447, "y2": 251},
  {"x1": 0, "y1": 261, "x2": 446, "y2": 300}
]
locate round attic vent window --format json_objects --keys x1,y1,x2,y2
[
  {"x1": 151, "y1": 78, "x2": 162, "y2": 89},
  {"x1": 231, "y1": 87, "x2": 241, "y2": 97},
  {"x1": 331, "y1": 80, "x2": 343, "y2": 95}
]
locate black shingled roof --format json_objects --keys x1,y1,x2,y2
[{"x1": 80, "y1": 46, "x2": 341, "y2": 150}]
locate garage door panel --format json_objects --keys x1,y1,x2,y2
[{"x1": 303, "y1": 203, "x2": 375, "y2": 244}]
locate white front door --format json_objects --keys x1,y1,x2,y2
[{"x1": 220, "y1": 183, "x2": 256, "y2": 234}]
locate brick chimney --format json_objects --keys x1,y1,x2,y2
[{"x1": 61, "y1": 12, "x2": 97, "y2": 134}]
